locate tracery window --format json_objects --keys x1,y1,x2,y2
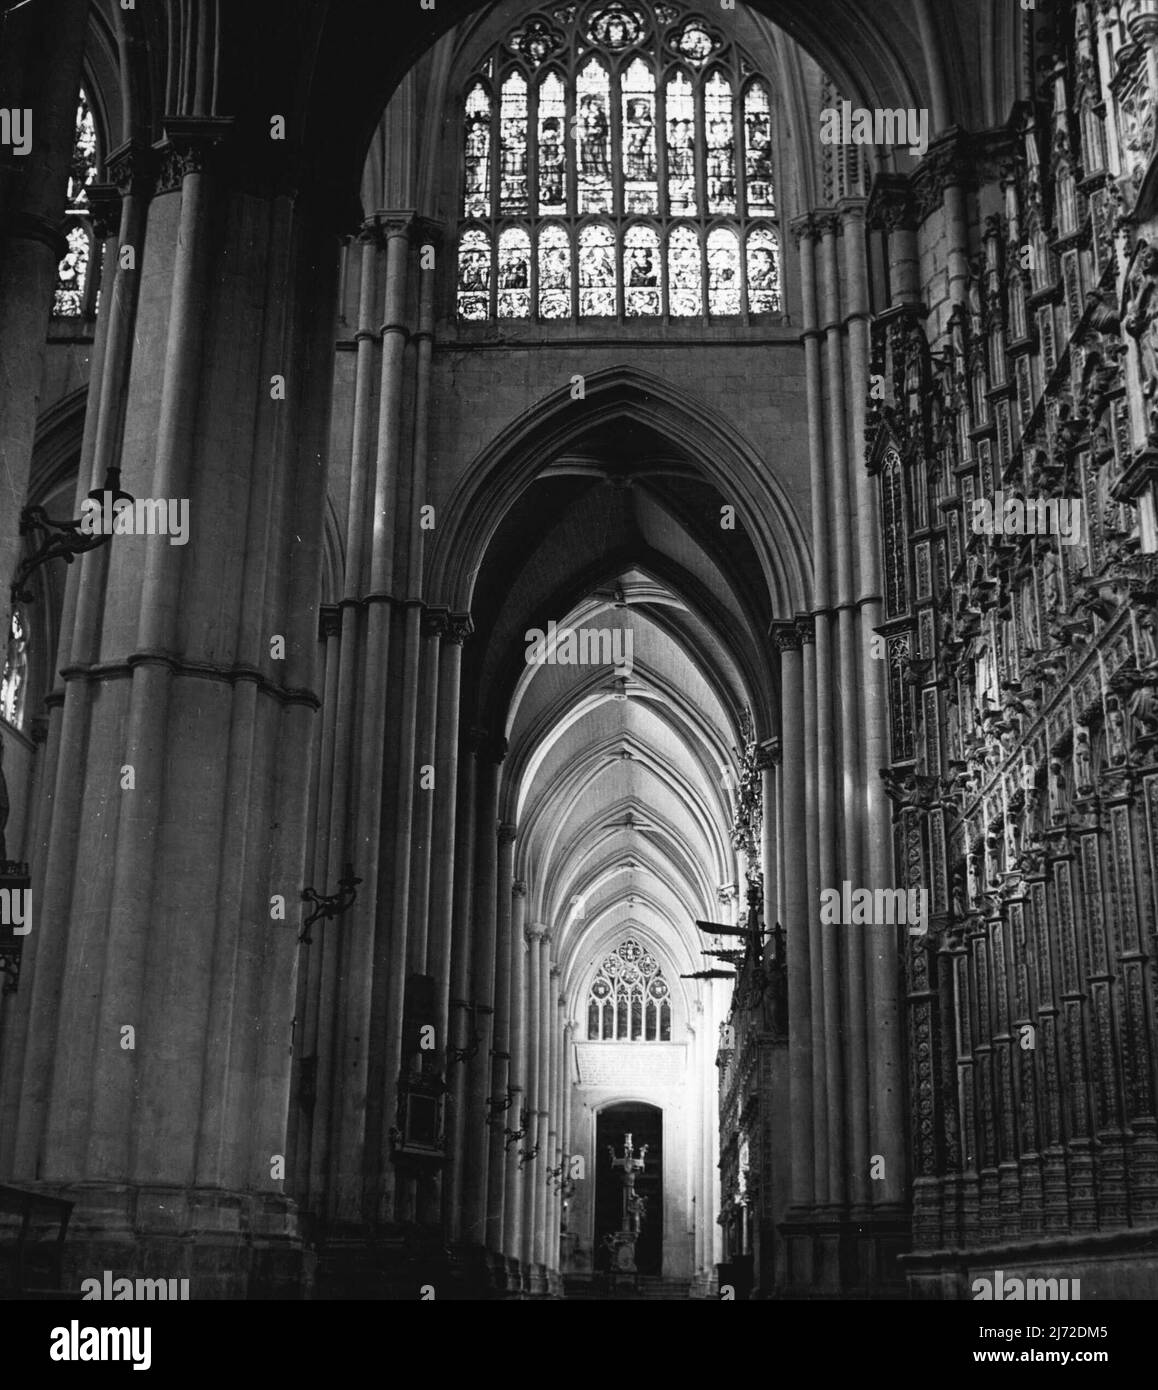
[
  {"x1": 587, "y1": 936, "x2": 672, "y2": 1041},
  {"x1": 457, "y1": 1, "x2": 781, "y2": 322},
  {"x1": 0, "y1": 607, "x2": 29, "y2": 731},
  {"x1": 54, "y1": 88, "x2": 99, "y2": 317}
]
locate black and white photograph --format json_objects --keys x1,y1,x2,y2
[{"x1": 0, "y1": 0, "x2": 1156, "y2": 1361}]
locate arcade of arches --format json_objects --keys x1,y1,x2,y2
[{"x1": 1, "y1": 0, "x2": 1158, "y2": 1301}]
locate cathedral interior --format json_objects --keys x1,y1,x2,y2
[{"x1": 1, "y1": 0, "x2": 1157, "y2": 1304}]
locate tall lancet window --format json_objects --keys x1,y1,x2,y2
[
  {"x1": 0, "y1": 606, "x2": 29, "y2": 730},
  {"x1": 456, "y1": 1, "x2": 782, "y2": 322},
  {"x1": 54, "y1": 87, "x2": 99, "y2": 317},
  {"x1": 587, "y1": 937, "x2": 672, "y2": 1041}
]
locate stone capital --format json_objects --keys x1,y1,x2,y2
[
  {"x1": 795, "y1": 615, "x2": 816, "y2": 645},
  {"x1": 498, "y1": 822, "x2": 518, "y2": 845},
  {"x1": 318, "y1": 604, "x2": 341, "y2": 641},
  {"x1": 154, "y1": 116, "x2": 235, "y2": 194},
  {"x1": 84, "y1": 183, "x2": 123, "y2": 240},
  {"x1": 512, "y1": 879, "x2": 528, "y2": 897},
  {"x1": 756, "y1": 736, "x2": 781, "y2": 769},
  {"x1": 104, "y1": 139, "x2": 156, "y2": 199},
  {"x1": 770, "y1": 620, "x2": 801, "y2": 654}
]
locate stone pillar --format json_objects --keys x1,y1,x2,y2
[
  {"x1": 4, "y1": 118, "x2": 343, "y2": 1295},
  {"x1": 757, "y1": 739, "x2": 780, "y2": 922},
  {"x1": 547, "y1": 975, "x2": 563, "y2": 1276},
  {"x1": 521, "y1": 926, "x2": 545, "y2": 1273},
  {"x1": 427, "y1": 615, "x2": 470, "y2": 1168},
  {"x1": 532, "y1": 933, "x2": 553, "y2": 1277},
  {"x1": 445, "y1": 730, "x2": 478, "y2": 1243},
  {"x1": 462, "y1": 748, "x2": 500, "y2": 1249},
  {"x1": 797, "y1": 615, "x2": 828, "y2": 1210},
  {"x1": 370, "y1": 217, "x2": 416, "y2": 1224},
  {"x1": 486, "y1": 822, "x2": 517, "y2": 1256},
  {"x1": 502, "y1": 883, "x2": 528, "y2": 1263},
  {"x1": 774, "y1": 623, "x2": 812, "y2": 1220}
]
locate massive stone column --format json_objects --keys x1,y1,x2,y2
[{"x1": 0, "y1": 114, "x2": 343, "y2": 1295}]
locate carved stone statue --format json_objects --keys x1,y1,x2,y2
[
  {"x1": 1048, "y1": 757, "x2": 1067, "y2": 823},
  {"x1": 1073, "y1": 725, "x2": 1094, "y2": 797},
  {"x1": 1106, "y1": 699, "x2": 1128, "y2": 767},
  {"x1": 1123, "y1": 241, "x2": 1158, "y2": 440}
]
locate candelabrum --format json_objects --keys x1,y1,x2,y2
[{"x1": 298, "y1": 862, "x2": 361, "y2": 944}]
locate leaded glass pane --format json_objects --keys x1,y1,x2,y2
[
  {"x1": 624, "y1": 225, "x2": 661, "y2": 316},
  {"x1": 744, "y1": 82, "x2": 775, "y2": 216},
  {"x1": 498, "y1": 228, "x2": 532, "y2": 317},
  {"x1": 705, "y1": 71, "x2": 736, "y2": 214},
  {"x1": 665, "y1": 72, "x2": 696, "y2": 216},
  {"x1": 622, "y1": 58, "x2": 658, "y2": 215},
  {"x1": 458, "y1": 228, "x2": 492, "y2": 320},
  {"x1": 673, "y1": 18, "x2": 716, "y2": 64},
  {"x1": 587, "y1": 938, "x2": 672, "y2": 1041},
  {"x1": 576, "y1": 59, "x2": 612, "y2": 214},
  {"x1": 537, "y1": 71, "x2": 568, "y2": 215},
  {"x1": 499, "y1": 72, "x2": 529, "y2": 214},
  {"x1": 668, "y1": 225, "x2": 701, "y2": 316},
  {"x1": 464, "y1": 84, "x2": 492, "y2": 218},
  {"x1": 579, "y1": 223, "x2": 617, "y2": 316},
  {"x1": 538, "y1": 224, "x2": 572, "y2": 318},
  {"x1": 54, "y1": 223, "x2": 91, "y2": 316},
  {"x1": 67, "y1": 90, "x2": 98, "y2": 207},
  {"x1": 1, "y1": 607, "x2": 28, "y2": 730},
  {"x1": 747, "y1": 225, "x2": 780, "y2": 313},
  {"x1": 587, "y1": 2, "x2": 645, "y2": 49},
  {"x1": 707, "y1": 226, "x2": 740, "y2": 314}
]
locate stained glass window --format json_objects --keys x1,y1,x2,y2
[
  {"x1": 624, "y1": 225, "x2": 661, "y2": 316},
  {"x1": 747, "y1": 225, "x2": 781, "y2": 313},
  {"x1": 458, "y1": 2, "x2": 781, "y2": 322},
  {"x1": 587, "y1": 937, "x2": 672, "y2": 1041},
  {"x1": 498, "y1": 228, "x2": 532, "y2": 317},
  {"x1": 708, "y1": 227, "x2": 741, "y2": 314},
  {"x1": 666, "y1": 71, "x2": 697, "y2": 216},
  {"x1": 539, "y1": 224, "x2": 572, "y2": 318},
  {"x1": 458, "y1": 227, "x2": 492, "y2": 320},
  {"x1": 54, "y1": 88, "x2": 99, "y2": 317},
  {"x1": 1, "y1": 607, "x2": 28, "y2": 730},
  {"x1": 463, "y1": 84, "x2": 492, "y2": 218},
  {"x1": 537, "y1": 72, "x2": 567, "y2": 215},
  {"x1": 579, "y1": 223, "x2": 617, "y2": 316},
  {"x1": 622, "y1": 59, "x2": 658, "y2": 215},
  {"x1": 668, "y1": 225, "x2": 701, "y2": 316},
  {"x1": 499, "y1": 73, "x2": 529, "y2": 214},
  {"x1": 705, "y1": 72, "x2": 736, "y2": 214},
  {"x1": 744, "y1": 82, "x2": 775, "y2": 216},
  {"x1": 577, "y1": 59, "x2": 612, "y2": 214}
]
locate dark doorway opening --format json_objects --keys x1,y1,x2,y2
[{"x1": 595, "y1": 1102, "x2": 662, "y2": 1276}]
